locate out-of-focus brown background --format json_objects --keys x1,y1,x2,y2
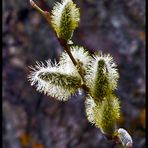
[{"x1": 2, "y1": 0, "x2": 145, "y2": 148}]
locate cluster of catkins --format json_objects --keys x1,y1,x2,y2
[{"x1": 28, "y1": 0, "x2": 133, "y2": 145}]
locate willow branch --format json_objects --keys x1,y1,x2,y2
[{"x1": 29, "y1": 1, "x2": 132, "y2": 147}]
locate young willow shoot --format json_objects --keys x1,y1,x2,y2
[{"x1": 28, "y1": 0, "x2": 133, "y2": 147}]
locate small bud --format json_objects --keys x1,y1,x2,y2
[
  {"x1": 117, "y1": 128, "x2": 133, "y2": 147},
  {"x1": 78, "y1": 88, "x2": 83, "y2": 95}
]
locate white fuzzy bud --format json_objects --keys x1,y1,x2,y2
[
  {"x1": 28, "y1": 60, "x2": 81, "y2": 101},
  {"x1": 118, "y1": 128, "x2": 133, "y2": 147}
]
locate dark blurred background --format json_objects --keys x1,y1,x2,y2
[{"x1": 2, "y1": 0, "x2": 145, "y2": 148}]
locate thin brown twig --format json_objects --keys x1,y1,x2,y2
[{"x1": 30, "y1": 0, "x2": 51, "y2": 25}]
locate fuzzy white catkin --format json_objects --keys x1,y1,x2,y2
[
  {"x1": 59, "y1": 46, "x2": 90, "y2": 75},
  {"x1": 118, "y1": 128, "x2": 133, "y2": 147},
  {"x1": 85, "y1": 52, "x2": 119, "y2": 91},
  {"x1": 28, "y1": 60, "x2": 81, "y2": 101},
  {"x1": 51, "y1": 0, "x2": 80, "y2": 40}
]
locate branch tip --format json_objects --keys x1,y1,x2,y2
[{"x1": 29, "y1": 0, "x2": 45, "y2": 14}]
